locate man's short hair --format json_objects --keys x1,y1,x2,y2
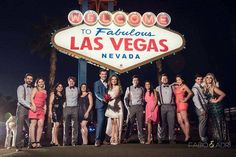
[
  {"x1": 99, "y1": 69, "x2": 107, "y2": 74},
  {"x1": 67, "y1": 76, "x2": 76, "y2": 82},
  {"x1": 194, "y1": 73, "x2": 203, "y2": 79},
  {"x1": 161, "y1": 73, "x2": 168, "y2": 78},
  {"x1": 132, "y1": 75, "x2": 139, "y2": 80},
  {"x1": 24, "y1": 73, "x2": 33, "y2": 79}
]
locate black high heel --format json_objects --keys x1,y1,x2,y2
[
  {"x1": 184, "y1": 137, "x2": 191, "y2": 143},
  {"x1": 28, "y1": 142, "x2": 37, "y2": 149},
  {"x1": 36, "y1": 142, "x2": 42, "y2": 148},
  {"x1": 50, "y1": 142, "x2": 55, "y2": 146},
  {"x1": 145, "y1": 138, "x2": 153, "y2": 144}
]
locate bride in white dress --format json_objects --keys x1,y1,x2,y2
[{"x1": 105, "y1": 75, "x2": 123, "y2": 145}]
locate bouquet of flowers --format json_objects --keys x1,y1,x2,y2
[{"x1": 103, "y1": 93, "x2": 111, "y2": 103}]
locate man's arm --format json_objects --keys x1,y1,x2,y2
[
  {"x1": 192, "y1": 88, "x2": 204, "y2": 111},
  {"x1": 123, "y1": 87, "x2": 130, "y2": 109},
  {"x1": 94, "y1": 82, "x2": 103, "y2": 102},
  {"x1": 17, "y1": 85, "x2": 30, "y2": 108},
  {"x1": 155, "y1": 86, "x2": 161, "y2": 106}
]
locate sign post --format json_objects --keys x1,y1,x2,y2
[
  {"x1": 78, "y1": 0, "x2": 116, "y2": 85},
  {"x1": 78, "y1": 0, "x2": 88, "y2": 86},
  {"x1": 107, "y1": 1, "x2": 116, "y2": 76}
]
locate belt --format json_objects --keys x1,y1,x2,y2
[
  {"x1": 161, "y1": 104, "x2": 175, "y2": 106},
  {"x1": 65, "y1": 106, "x2": 78, "y2": 107}
]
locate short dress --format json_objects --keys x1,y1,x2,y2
[
  {"x1": 78, "y1": 93, "x2": 92, "y2": 122},
  {"x1": 145, "y1": 92, "x2": 159, "y2": 123},
  {"x1": 174, "y1": 86, "x2": 188, "y2": 113},
  {"x1": 52, "y1": 93, "x2": 64, "y2": 123},
  {"x1": 29, "y1": 91, "x2": 47, "y2": 120}
]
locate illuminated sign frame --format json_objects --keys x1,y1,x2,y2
[{"x1": 51, "y1": 10, "x2": 185, "y2": 73}]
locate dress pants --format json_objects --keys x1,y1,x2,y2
[
  {"x1": 159, "y1": 104, "x2": 176, "y2": 141},
  {"x1": 95, "y1": 108, "x2": 107, "y2": 142},
  {"x1": 63, "y1": 106, "x2": 79, "y2": 145},
  {"x1": 15, "y1": 105, "x2": 29, "y2": 149},
  {"x1": 125, "y1": 105, "x2": 145, "y2": 141},
  {"x1": 195, "y1": 105, "x2": 208, "y2": 142}
]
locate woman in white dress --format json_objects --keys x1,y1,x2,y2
[{"x1": 105, "y1": 75, "x2": 123, "y2": 145}]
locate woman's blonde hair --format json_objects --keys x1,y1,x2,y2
[{"x1": 203, "y1": 73, "x2": 219, "y2": 95}]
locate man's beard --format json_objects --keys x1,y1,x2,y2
[{"x1": 26, "y1": 81, "x2": 33, "y2": 86}]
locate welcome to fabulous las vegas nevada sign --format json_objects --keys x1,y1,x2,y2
[{"x1": 51, "y1": 10, "x2": 185, "y2": 73}]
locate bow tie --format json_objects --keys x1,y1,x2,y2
[
  {"x1": 163, "y1": 85, "x2": 169, "y2": 88},
  {"x1": 27, "y1": 85, "x2": 32, "y2": 88},
  {"x1": 69, "y1": 86, "x2": 75, "y2": 89}
]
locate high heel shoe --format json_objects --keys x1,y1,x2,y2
[
  {"x1": 54, "y1": 143, "x2": 60, "y2": 146},
  {"x1": 184, "y1": 136, "x2": 191, "y2": 142},
  {"x1": 36, "y1": 142, "x2": 42, "y2": 148},
  {"x1": 110, "y1": 138, "x2": 118, "y2": 145},
  {"x1": 145, "y1": 139, "x2": 153, "y2": 144},
  {"x1": 146, "y1": 135, "x2": 153, "y2": 144},
  {"x1": 50, "y1": 142, "x2": 55, "y2": 146},
  {"x1": 28, "y1": 142, "x2": 37, "y2": 149}
]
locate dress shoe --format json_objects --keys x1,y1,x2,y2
[
  {"x1": 122, "y1": 139, "x2": 128, "y2": 144},
  {"x1": 158, "y1": 140, "x2": 163, "y2": 144},
  {"x1": 140, "y1": 140, "x2": 145, "y2": 144},
  {"x1": 103, "y1": 140, "x2": 110, "y2": 145},
  {"x1": 16, "y1": 148, "x2": 21, "y2": 152},
  {"x1": 169, "y1": 140, "x2": 176, "y2": 144},
  {"x1": 95, "y1": 140, "x2": 101, "y2": 147}
]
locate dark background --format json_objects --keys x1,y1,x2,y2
[{"x1": 0, "y1": 0, "x2": 235, "y2": 120}]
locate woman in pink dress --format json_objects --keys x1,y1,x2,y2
[
  {"x1": 144, "y1": 81, "x2": 159, "y2": 144},
  {"x1": 29, "y1": 78, "x2": 47, "y2": 148},
  {"x1": 173, "y1": 75, "x2": 193, "y2": 142}
]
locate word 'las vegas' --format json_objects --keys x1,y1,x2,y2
[{"x1": 70, "y1": 28, "x2": 169, "y2": 59}]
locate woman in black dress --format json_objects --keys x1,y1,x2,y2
[
  {"x1": 203, "y1": 73, "x2": 229, "y2": 143},
  {"x1": 49, "y1": 83, "x2": 65, "y2": 146},
  {"x1": 78, "y1": 83, "x2": 93, "y2": 145}
]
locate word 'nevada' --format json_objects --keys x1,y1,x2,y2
[
  {"x1": 70, "y1": 37, "x2": 168, "y2": 52},
  {"x1": 68, "y1": 10, "x2": 171, "y2": 27},
  {"x1": 102, "y1": 53, "x2": 140, "y2": 60}
]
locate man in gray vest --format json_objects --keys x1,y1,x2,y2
[
  {"x1": 192, "y1": 74, "x2": 208, "y2": 142},
  {"x1": 16, "y1": 73, "x2": 34, "y2": 152},
  {"x1": 63, "y1": 76, "x2": 79, "y2": 146},
  {"x1": 123, "y1": 75, "x2": 145, "y2": 144},
  {"x1": 156, "y1": 73, "x2": 176, "y2": 144}
]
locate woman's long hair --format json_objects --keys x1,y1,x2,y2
[
  {"x1": 203, "y1": 73, "x2": 219, "y2": 95},
  {"x1": 176, "y1": 74, "x2": 185, "y2": 84},
  {"x1": 78, "y1": 83, "x2": 90, "y2": 97},
  {"x1": 145, "y1": 81, "x2": 155, "y2": 96},
  {"x1": 108, "y1": 74, "x2": 123, "y2": 94},
  {"x1": 34, "y1": 77, "x2": 45, "y2": 90},
  {"x1": 53, "y1": 82, "x2": 65, "y2": 101}
]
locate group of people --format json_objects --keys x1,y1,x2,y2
[{"x1": 14, "y1": 70, "x2": 230, "y2": 152}]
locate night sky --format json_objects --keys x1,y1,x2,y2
[{"x1": 0, "y1": 0, "x2": 235, "y2": 108}]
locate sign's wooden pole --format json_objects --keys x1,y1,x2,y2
[{"x1": 78, "y1": 0, "x2": 88, "y2": 86}]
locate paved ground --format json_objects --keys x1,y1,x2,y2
[{"x1": 0, "y1": 144, "x2": 235, "y2": 157}]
